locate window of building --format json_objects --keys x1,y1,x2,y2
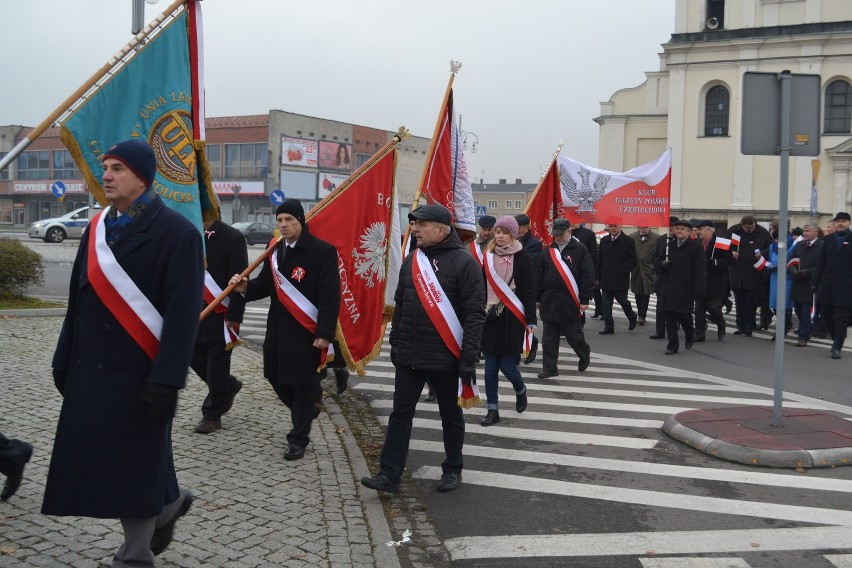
[
  {"x1": 17, "y1": 150, "x2": 49, "y2": 180},
  {"x1": 514, "y1": 200, "x2": 523, "y2": 209},
  {"x1": 0, "y1": 152, "x2": 7, "y2": 180},
  {"x1": 824, "y1": 80, "x2": 852, "y2": 134},
  {"x1": 487, "y1": 200, "x2": 497, "y2": 209},
  {"x1": 505, "y1": 200, "x2": 513, "y2": 209},
  {"x1": 52, "y1": 150, "x2": 81, "y2": 180},
  {"x1": 206, "y1": 144, "x2": 221, "y2": 177},
  {"x1": 704, "y1": 86, "x2": 729, "y2": 136},
  {"x1": 355, "y1": 153, "x2": 371, "y2": 168},
  {"x1": 224, "y1": 143, "x2": 267, "y2": 179}
]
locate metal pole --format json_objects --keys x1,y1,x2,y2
[{"x1": 772, "y1": 70, "x2": 792, "y2": 428}]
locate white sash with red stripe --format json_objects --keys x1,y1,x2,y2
[
  {"x1": 270, "y1": 245, "x2": 333, "y2": 369},
  {"x1": 412, "y1": 249, "x2": 463, "y2": 358},
  {"x1": 483, "y1": 251, "x2": 533, "y2": 355},
  {"x1": 203, "y1": 271, "x2": 240, "y2": 350},
  {"x1": 548, "y1": 247, "x2": 584, "y2": 317},
  {"x1": 469, "y1": 241, "x2": 484, "y2": 266},
  {"x1": 87, "y1": 208, "x2": 162, "y2": 359}
]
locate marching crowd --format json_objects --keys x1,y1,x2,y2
[{"x1": 1, "y1": 139, "x2": 850, "y2": 566}]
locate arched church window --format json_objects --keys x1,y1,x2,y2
[
  {"x1": 704, "y1": 86, "x2": 729, "y2": 137},
  {"x1": 824, "y1": 80, "x2": 852, "y2": 134}
]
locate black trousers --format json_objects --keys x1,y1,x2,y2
[
  {"x1": 267, "y1": 379, "x2": 321, "y2": 447},
  {"x1": 635, "y1": 294, "x2": 650, "y2": 318},
  {"x1": 732, "y1": 288, "x2": 760, "y2": 332},
  {"x1": 592, "y1": 287, "x2": 603, "y2": 315},
  {"x1": 665, "y1": 310, "x2": 694, "y2": 352},
  {"x1": 379, "y1": 365, "x2": 464, "y2": 484},
  {"x1": 190, "y1": 341, "x2": 239, "y2": 421},
  {"x1": 541, "y1": 319, "x2": 590, "y2": 375},
  {"x1": 694, "y1": 297, "x2": 725, "y2": 339},
  {"x1": 655, "y1": 294, "x2": 666, "y2": 335},
  {"x1": 823, "y1": 305, "x2": 850, "y2": 350},
  {"x1": 601, "y1": 288, "x2": 636, "y2": 331}
]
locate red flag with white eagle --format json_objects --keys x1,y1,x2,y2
[
  {"x1": 523, "y1": 156, "x2": 563, "y2": 246},
  {"x1": 307, "y1": 141, "x2": 401, "y2": 375},
  {"x1": 558, "y1": 148, "x2": 671, "y2": 227}
]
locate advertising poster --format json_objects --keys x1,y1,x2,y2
[
  {"x1": 317, "y1": 172, "x2": 350, "y2": 198},
  {"x1": 280, "y1": 170, "x2": 317, "y2": 199},
  {"x1": 281, "y1": 136, "x2": 318, "y2": 167},
  {"x1": 318, "y1": 141, "x2": 353, "y2": 172}
]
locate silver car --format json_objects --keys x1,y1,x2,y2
[{"x1": 29, "y1": 206, "x2": 98, "y2": 243}]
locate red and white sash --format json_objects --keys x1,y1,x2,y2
[
  {"x1": 203, "y1": 271, "x2": 240, "y2": 350},
  {"x1": 483, "y1": 251, "x2": 533, "y2": 355},
  {"x1": 270, "y1": 244, "x2": 333, "y2": 370},
  {"x1": 548, "y1": 247, "x2": 584, "y2": 317},
  {"x1": 412, "y1": 249, "x2": 463, "y2": 358},
  {"x1": 469, "y1": 241, "x2": 484, "y2": 266},
  {"x1": 87, "y1": 208, "x2": 162, "y2": 359}
]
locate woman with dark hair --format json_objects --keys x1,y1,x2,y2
[{"x1": 336, "y1": 144, "x2": 350, "y2": 169}]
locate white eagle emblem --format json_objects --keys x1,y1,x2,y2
[
  {"x1": 352, "y1": 222, "x2": 388, "y2": 288},
  {"x1": 560, "y1": 164, "x2": 609, "y2": 213}
]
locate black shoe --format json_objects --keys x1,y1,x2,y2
[
  {"x1": 831, "y1": 348, "x2": 842, "y2": 360},
  {"x1": 578, "y1": 357, "x2": 590, "y2": 372},
  {"x1": 743, "y1": 331, "x2": 752, "y2": 337},
  {"x1": 222, "y1": 379, "x2": 242, "y2": 415},
  {"x1": 537, "y1": 371, "x2": 558, "y2": 379},
  {"x1": 360, "y1": 473, "x2": 400, "y2": 494},
  {"x1": 628, "y1": 317, "x2": 637, "y2": 331},
  {"x1": 284, "y1": 444, "x2": 306, "y2": 461},
  {"x1": 693, "y1": 337, "x2": 705, "y2": 343},
  {"x1": 649, "y1": 333, "x2": 665, "y2": 340},
  {"x1": 591, "y1": 312, "x2": 602, "y2": 319},
  {"x1": 733, "y1": 329, "x2": 745, "y2": 335},
  {"x1": 665, "y1": 348, "x2": 678, "y2": 355},
  {"x1": 599, "y1": 329, "x2": 614, "y2": 335},
  {"x1": 436, "y1": 472, "x2": 462, "y2": 493},
  {"x1": 724, "y1": 300, "x2": 733, "y2": 314},
  {"x1": 424, "y1": 392, "x2": 437, "y2": 402},
  {"x1": 717, "y1": 328, "x2": 726, "y2": 341},
  {"x1": 334, "y1": 368, "x2": 350, "y2": 395},
  {"x1": 194, "y1": 419, "x2": 221, "y2": 434},
  {"x1": 481, "y1": 409, "x2": 501, "y2": 426},
  {"x1": 151, "y1": 491, "x2": 193, "y2": 555},
  {"x1": 516, "y1": 391, "x2": 528, "y2": 413},
  {"x1": 523, "y1": 338, "x2": 539, "y2": 364},
  {"x1": 0, "y1": 441, "x2": 33, "y2": 501},
  {"x1": 685, "y1": 340, "x2": 694, "y2": 350}
]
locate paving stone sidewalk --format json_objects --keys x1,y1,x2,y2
[{"x1": 0, "y1": 314, "x2": 400, "y2": 568}]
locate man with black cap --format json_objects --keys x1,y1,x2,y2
[
  {"x1": 515, "y1": 213, "x2": 543, "y2": 362},
  {"x1": 361, "y1": 203, "x2": 484, "y2": 494},
  {"x1": 812, "y1": 211, "x2": 852, "y2": 359},
  {"x1": 470, "y1": 214, "x2": 496, "y2": 263},
  {"x1": 654, "y1": 219, "x2": 705, "y2": 354},
  {"x1": 650, "y1": 216, "x2": 679, "y2": 339},
  {"x1": 43, "y1": 139, "x2": 203, "y2": 564},
  {"x1": 232, "y1": 198, "x2": 341, "y2": 459},
  {"x1": 693, "y1": 220, "x2": 731, "y2": 342},
  {"x1": 535, "y1": 218, "x2": 595, "y2": 377},
  {"x1": 727, "y1": 215, "x2": 772, "y2": 336}
]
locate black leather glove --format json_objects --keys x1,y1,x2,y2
[
  {"x1": 661, "y1": 260, "x2": 671, "y2": 270},
  {"x1": 142, "y1": 382, "x2": 179, "y2": 422},
  {"x1": 52, "y1": 368, "x2": 68, "y2": 396},
  {"x1": 458, "y1": 363, "x2": 476, "y2": 381}
]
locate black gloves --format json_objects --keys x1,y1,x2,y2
[
  {"x1": 52, "y1": 368, "x2": 68, "y2": 396},
  {"x1": 660, "y1": 260, "x2": 671, "y2": 270},
  {"x1": 142, "y1": 382, "x2": 179, "y2": 421},
  {"x1": 458, "y1": 363, "x2": 476, "y2": 381}
]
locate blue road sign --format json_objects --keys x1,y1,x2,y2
[
  {"x1": 475, "y1": 205, "x2": 487, "y2": 216},
  {"x1": 269, "y1": 189, "x2": 286, "y2": 206},
  {"x1": 51, "y1": 181, "x2": 67, "y2": 198}
]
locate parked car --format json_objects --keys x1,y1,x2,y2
[
  {"x1": 29, "y1": 206, "x2": 99, "y2": 243},
  {"x1": 232, "y1": 221, "x2": 275, "y2": 245}
]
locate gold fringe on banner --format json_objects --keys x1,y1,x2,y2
[
  {"x1": 193, "y1": 139, "x2": 221, "y2": 222},
  {"x1": 60, "y1": 125, "x2": 109, "y2": 207}
]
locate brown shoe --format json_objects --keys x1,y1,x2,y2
[
  {"x1": 194, "y1": 419, "x2": 221, "y2": 434},
  {"x1": 795, "y1": 339, "x2": 807, "y2": 347}
]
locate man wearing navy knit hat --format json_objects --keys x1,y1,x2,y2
[{"x1": 43, "y1": 139, "x2": 203, "y2": 566}]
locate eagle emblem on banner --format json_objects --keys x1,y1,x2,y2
[
  {"x1": 560, "y1": 164, "x2": 609, "y2": 213},
  {"x1": 352, "y1": 222, "x2": 388, "y2": 288}
]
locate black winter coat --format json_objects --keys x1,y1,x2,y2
[
  {"x1": 813, "y1": 230, "x2": 852, "y2": 307},
  {"x1": 480, "y1": 249, "x2": 537, "y2": 355},
  {"x1": 519, "y1": 231, "x2": 544, "y2": 268},
  {"x1": 572, "y1": 226, "x2": 598, "y2": 264},
  {"x1": 536, "y1": 238, "x2": 596, "y2": 323},
  {"x1": 245, "y1": 224, "x2": 340, "y2": 385},
  {"x1": 789, "y1": 239, "x2": 823, "y2": 304},
  {"x1": 390, "y1": 232, "x2": 485, "y2": 373},
  {"x1": 727, "y1": 224, "x2": 772, "y2": 290},
  {"x1": 197, "y1": 220, "x2": 248, "y2": 343},
  {"x1": 700, "y1": 236, "x2": 733, "y2": 299},
  {"x1": 654, "y1": 238, "x2": 706, "y2": 313},
  {"x1": 596, "y1": 232, "x2": 637, "y2": 290},
  {"x1": 43, "y1": 198, "x2": 203, "y2": 519}
]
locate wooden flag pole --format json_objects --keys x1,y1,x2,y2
[{"x1": 0, "y1": 0, "x2": 188, "y2": 173}]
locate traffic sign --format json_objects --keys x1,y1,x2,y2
[
  {"x1": 51, "y1": 181, "x2": 67, "y2": 198},
  {"x1": 475, "y1": 205, "x2": 487, "y2": 216},
  {"x1": 269, "y1": 189, "x2": 286, "y2": 206}
]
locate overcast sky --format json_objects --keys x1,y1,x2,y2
[{"x1": 0, "y1": 0, "x2": 675, "y2": 184}]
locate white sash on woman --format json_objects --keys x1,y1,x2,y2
[
  {"x1": 548, "y1": 247, "x2": 584, "y2": 317},
  {"x1": 203, "y1": 271, "x2": 240, "y2": 350},
  {"x1": 87, "y1": 208, "x2": 163, "y2": 360},
  {"x1": 483, "y1": 250, "x2": 533, "y2": 355}
]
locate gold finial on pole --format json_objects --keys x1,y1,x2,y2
[
  {"x1": 450, "y1": 60, "x2": 462, "y2": 74},
  {"x1": 394, "y1": 126, "x2": 411, "y2": 142}
]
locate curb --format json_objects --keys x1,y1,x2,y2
[{"x1": 0, "y1": 308, "x2": 66, "y2": 317}]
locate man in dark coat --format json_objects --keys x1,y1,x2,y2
[
  {"x1": 654, "y1": 219, "x2": 706, "y2": 354},
  {"x1": 629, "y1": 226, "x2": 658, "y2": 325},
  {"x1": 596, "y1": 223, "x2": 638, "y2": 334},
  {"x1": 361, "y1": 204, "x2": 485, "y2": 495},
  {"x1": 234, "y1": 199, "x2": 340, "y2": 460},
  {"x1": 789, "y1": 222, "x2": 823, "y2": 346},
  {"x1": 191, "y1": 219, "x2": 248, "y2": 434},
  {"x1": 650, "y1": 217, "x2": 678, "y2": 339},
  {"x1": 516, "y1": 214, "x2": 544, "y2": 363},
  {"x1": 572, "y1": 223, "x2": 602, "y2": 318},
  {"x1": 694, "y1": 220, "x2": 731, "y2": 342},
  {"x1": 43, "y1": 140, "x2": 203, "y2": 565},
  {"x1": 812, "y1": 211, "x2": 852, "y2": 359},
  {"x1": 727, "y1": 215, "x2": 772, "y2": 336},
  {"x1": 535, "y1": 218, "x2": 596, "y2": 377}
]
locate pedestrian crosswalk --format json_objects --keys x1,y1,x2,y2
[{"x1": 236, "y1": 296, "x2": 852, "y2": 566}]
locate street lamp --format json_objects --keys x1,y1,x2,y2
[
  {"x1": 461, "y1": 131, "x2": 479, "y2": 153},
  {"x1": 131, "y1": 0, "x2": 160, "y2": 34}
]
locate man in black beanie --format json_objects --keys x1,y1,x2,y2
[
  {"x1": 231, "y1": 198, "x2": 341, "y2": 460},
  {"x1": 43, "y1": 139, "x2": 203, "y2": 565}
]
